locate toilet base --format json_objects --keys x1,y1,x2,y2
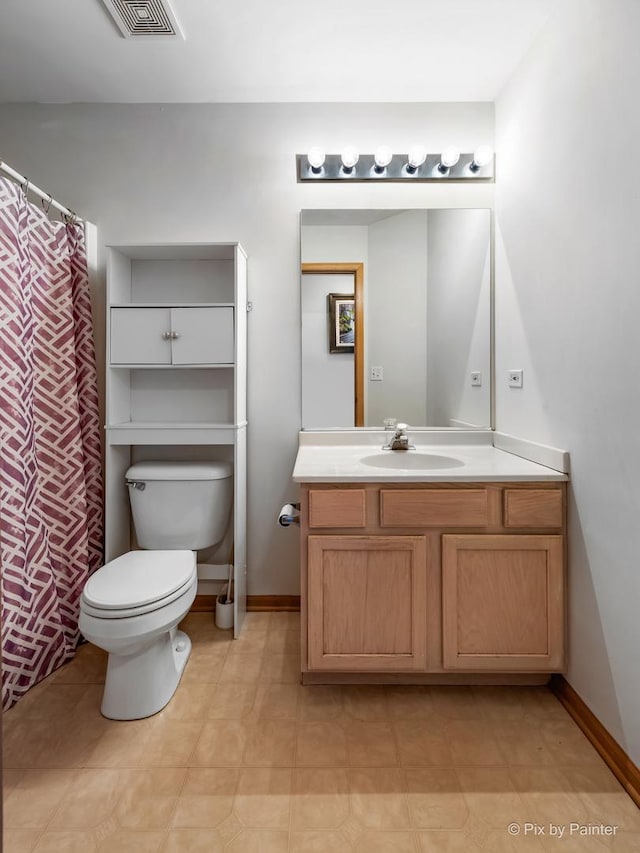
[{"x1": 100, "y1": 628, "x2": 192, "y2": 720}]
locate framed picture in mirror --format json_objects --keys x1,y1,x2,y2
[{"x1": 328, "y1": 293, "x2": 355, "y2": 353}]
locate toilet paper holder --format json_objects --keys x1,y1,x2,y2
[{"x1": 278, "y1": 503, "x2": 300, "y2": 527}]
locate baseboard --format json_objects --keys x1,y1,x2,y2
[
  {"x1": 550, "y1": 675, "x2": 640, "y2": 808},
  {"x1": 247, "y1": 595, "x2": 301, "y2": 612},
  {"x1": 191, "y1": 594, "x2": 301, "y2": 613}
]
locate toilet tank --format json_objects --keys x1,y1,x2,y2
[{"x1": 125, "y1": 461, "x2": 233, "y2": 550}]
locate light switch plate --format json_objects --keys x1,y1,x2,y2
[
  {"x1": 471, "y1": 371, "x2": 482, "y2": 387},
  {"x1": 370, "y1": 366, "x2": 383, "y2": 381}
]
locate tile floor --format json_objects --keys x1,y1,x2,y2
[{"x1": 3, "y1": 611, "x2": 640, "y2": 852}]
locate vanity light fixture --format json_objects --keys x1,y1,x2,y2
[
  {"x1": 373, "y1": 146, "x2": 393, "y2": 174},
  {"x1": 437, "y1": 147, "x2": 460, "y2": 174},
  {"x1": 406, "y1": 146, "x2": 427, "y2": 174},
  {"x1": 470, "y1": 145, "x2": 494, "y2": 172},
  {"x1": 341, "y1": 146, "x2": 360, "y2": 175},
  {"x1": 296, "y1": 146, "x2": 494, "y2": 182},
  {"x1": 307, "y1": 147, "x2": 326, "y2": 174}
]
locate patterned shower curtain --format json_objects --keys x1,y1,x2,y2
[{"x1": 0, "y1": 177, "x2": 104, "y2": 710}]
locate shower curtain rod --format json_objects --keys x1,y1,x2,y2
[{"x1": 0, "y1": 160, "x2": 78, "y2": 221}]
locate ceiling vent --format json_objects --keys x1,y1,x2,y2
[{"x1": 101, "y1": 0, "x2": 184, "y2": 39}]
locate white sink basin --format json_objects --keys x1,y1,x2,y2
[{"x1": 360, "y1": 452, "x2": 465, "y2": 470}]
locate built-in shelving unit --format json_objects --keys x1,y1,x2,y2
[{"x1": 104, "y1": 242, "x2": 248, "y2": 636}]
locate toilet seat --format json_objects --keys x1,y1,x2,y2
[{"x1": 81, "y1": 550, "x2": 196, "y2": 619}]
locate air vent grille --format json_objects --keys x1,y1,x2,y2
[{"x1": 101, "y1": 0, "x2": 184, "y2": 39}]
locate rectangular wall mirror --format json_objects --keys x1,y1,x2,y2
[{"x1": 300, "y1": 208, "x2": 492, "y2": 430}]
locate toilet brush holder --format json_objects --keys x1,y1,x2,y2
[{"x1": 215, "y1": 585, "x2": 234, "y2": 630}]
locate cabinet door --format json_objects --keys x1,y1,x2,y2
[
  {"x1": 171, "y1": 307, "x2": 234, "y2": 365},
  {"x1": 110, "y1": 308, "x2": 172, "y2": 364},
  {"x1": 307, "y1": 535, "x2": 427, "y2": 671},
  {"x1": 442, "y1": 534, "x2": 564, "y2": 671}
]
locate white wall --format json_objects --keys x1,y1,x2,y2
[
  {"x1": 495, "y1": 0, "x2": 640, "y2": 763},
  {"x1": 368, "y1": 211, "x2": 428, "y2": 427},
  {"x1": 0, "y1": 102, "x2": 494, "y2": 595},
  {"x1": 427, "y1": 208, "x2": 491, "y2": 427}
]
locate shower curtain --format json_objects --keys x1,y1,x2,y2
[{"x1": 0, "y1": 177, "x2": 103, "y2": 710}]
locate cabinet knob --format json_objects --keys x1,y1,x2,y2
[
  {"x1": 171, "y1": 331, "x2": 181, "y2": 340},
  {"x1": 161, "y1": 331, "x2": 172, "y2": 340}
]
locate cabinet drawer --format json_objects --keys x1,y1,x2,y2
[
  {"x1": 308, "y1": 489, "x2": 366, "y2": 528},
  {"x1": 503, "y1": 489, "x2": 563, "y2": 528},
  {"x1": 380, "y1": 489, "x2": 488, "y2": 528}
]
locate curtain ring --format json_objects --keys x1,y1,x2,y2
[
  {"x1": 63, "y1": 210, "x2": 78, "y2": 226},
  {"x1": 20, "y1": 177, "x2": 29, "y2": 196},
  {"x1": 42, "y1": 194, "x2": 53, "y2": 214}
]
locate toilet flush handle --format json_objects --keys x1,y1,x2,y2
[{"x1": 126, "y1": 480, "x2": 146, "y2": 491}]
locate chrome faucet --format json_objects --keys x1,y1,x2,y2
[{"x1": 382, "y1": 422, "x2": 415, "y2": 451}]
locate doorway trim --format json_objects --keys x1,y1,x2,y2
[{"x1": 301, "y1": 262, "x2": 364, "y2": 426}]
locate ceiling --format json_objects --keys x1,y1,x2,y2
[{"x1": 0, "y1": 0, "x2": 558, "y2": 104}]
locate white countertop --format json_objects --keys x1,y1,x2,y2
[{"x1": 292, "y1": 430, "x2": 569, "y2": 483}]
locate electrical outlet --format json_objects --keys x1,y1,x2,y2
[
  {"x1": 370, "y1": 366, "x2": 383, "y2": 381},
  {"x1": 471, "y1": 371, "x2": 482, "y2": 387},
  {"x1": 508, "y1": 369, "x2": 523, "y2": 388}
]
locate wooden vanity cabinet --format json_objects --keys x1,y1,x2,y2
[{"x1": 300, "y1": 482, "x2": 566, "y2": 681}]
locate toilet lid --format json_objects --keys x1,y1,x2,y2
[{"x1": 83, "y1": 550, "x2": 196, "y2": 610}]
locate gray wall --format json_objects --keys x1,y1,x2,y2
[
  {"x1": 0, "y1": 102, "x2": 494, "y2": 595},
  {"x1": 496, "y1": 0, "x2": 640, "y2": 764}
]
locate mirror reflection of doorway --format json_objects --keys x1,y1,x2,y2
[{"x1": 301, "y1": 263, "x2": 364, "y2": 426}]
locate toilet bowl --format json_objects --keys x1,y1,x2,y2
[{"x1": 79, "y1": 460, "x2": 233, "y2": 720}]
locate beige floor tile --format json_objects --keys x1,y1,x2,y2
[
  {"x1": 243, "y1": 719, "x2": 297, "y2": 766},
  {"x1": 356, "y1": 830, "x2": 419, "y2": 852},
  {"x1": 293, "y1": 768, "x2": 350, "y2": 830},
  {"x1": 561, "y1": 765, "x2": 640, "y2": 831},
  {"x1": 3, "y1": 769, "x2": 76, "y2": 829},
  {"x1": 509, "y1": 766, "x2": 589, "y2": 826},
  {"x1": 386, "y1": 687, "x2": 433, "y2": 720},
  {"x1": 265, "y1": 627, "x2": 301, "y2": 654},
  {"x1": 72, "y1": 684, "x2": 106, "y2": 718},
  {"x1": 290, "y1": 830, "x2": 354, "y2": 852},
  {"x1": 445, "y1": 720, "x2": 504, "y2": 766},
  {"x1": 3, "y1": 716, "x2": 108, "y2": 769},
  {"x1": 482, "y1": 829, "x2": 547, "y2": 850},
  {"x1": 345, "y1": 721, "x2": 398, "y2": 766},
  {"x1": 162, "y1": 829, "x2": 225, "y2": 852},
  {"x1": 233, "y1": 767, "x2": 292, "y2": 828},
  {"x1": 297, "y1": 722, "x2": 348, "y2": 766},
  {"x1": 205, "y1": 683, "x2": 257, "y2": 719},
  {"x1": 241, "y1": 612, "x2": 273, "y2": 632},
  {"x1": 181, "y1": 647, "x2": 227, "y2": 684},
  {"x1": 496, "y1": 720, "x2": 557, "y2": 766},
  {"x1": 254, "y1": 683, "x2": 300, "y2": 720},
  {"x1": 430, "y1": 687, "x2": 481, "y2": 720},
  {"x1": 417, "y1": 830, "x2": 483, "y2": 851},
  {"x1": 2, "y1": 829, "x2": 43, "y2": 853},
  {"x1": 472, "y1": 687, "x2": 531, "y2": 722},
  {"x1": 298, "y1": 685, "x2": 345, "y2": 721},
  {"x1": 229, "y1": 630, "x2": 270, "y2": 654},
  {"x1": 224, "y1": 829, "x2": 289, "y2": 852},
  {"x1": 394, "y1": 719, "x2": 452, "y2": 767},
  {"x1": 404, "y1": 768, "x2": 469, "y2": 829},
  {"x1": 156, "y1": 684, "x2": 216, "y2": 722},
  {"x1": 136, "y1": 718, "x2": 203, "y2": 767},
  {"x1": 48, "y1": 768, "x2": 130, "y2": 829},
  {"x1": 456, "y1": 767, "x2": 528, "y2": 830},
  {"x1": 219, "y1": 652, "x2": 263, "y2": 684},
  {"x1": 517, "y1": 688, "x2": 571, "y2": 719},
  {"x1": 51, "y1": 652, "x2": 108, "y2": 685},
  {"x1": 540, "y1": 720, "x2": 603, "y2": 767},
  {"x1": 191, "y1": 721, "x2": 248, "y2": 766},
  {"x1": 612, "y1": 834, "x2": 640, "y2": 852},
  {"x1": 269, "y1": 612, "x2": 301, "y2": 630},
  {"x1": 171, "y1": 768, "x2": 238, "y2": 828},
  {"x1": 96, "y1": 830, "x2": 166, "y2": 852},
  {"x1": 259, "y1": 653, "x2": 301, "y2": 683},
  {"x1": 84, "y1": 718, "x2": 153, "y2": 768},
  {"x1": 348, "y1": 768, "x2": 411, "y2": 830},
  {"x1": 33, "y1": 831, "x2": 97, "y2": 852},
  {"x1": 342, "y1": 687, "x2": 390, "y2": 721},
  {"x1": 539, "y1": 837, "x2": 609, "y2": 852},
  {"x1": 17, "y1": 684, "x2": 92, "y2": 721},
  {"x1": 114, "y1": 768, "x2": 187, "y2": 829}
]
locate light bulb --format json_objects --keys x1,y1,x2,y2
[
  {"x1": 439, "y1": 147, "x2": 460, "y2": 171},
  {"x1": 406, "y1": 145, "x2": 427, "y2": 173},
  {"x1": 373, "y1": 145, "x2": 393, "y2": 173},
  {"x1": 307, "y1": 147, "x2": 325, "y2": 173},
  {"x1": 470, "y1": 145, "x2": 493, "y2": 171},
  {"x1": 341, "y1": 146, "x2": 359, "y2": 173}
]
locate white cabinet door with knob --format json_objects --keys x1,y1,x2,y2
[{"x1": 110, "y1": 306, "x2": 234, "y2": 365}]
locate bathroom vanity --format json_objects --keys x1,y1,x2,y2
[{"x1": 293, "y1": 433, "x2": 568, "y2": 684}]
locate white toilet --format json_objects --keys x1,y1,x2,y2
[{"x1": 80, "y1": 460, "x2": 233, "y2": 720}]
